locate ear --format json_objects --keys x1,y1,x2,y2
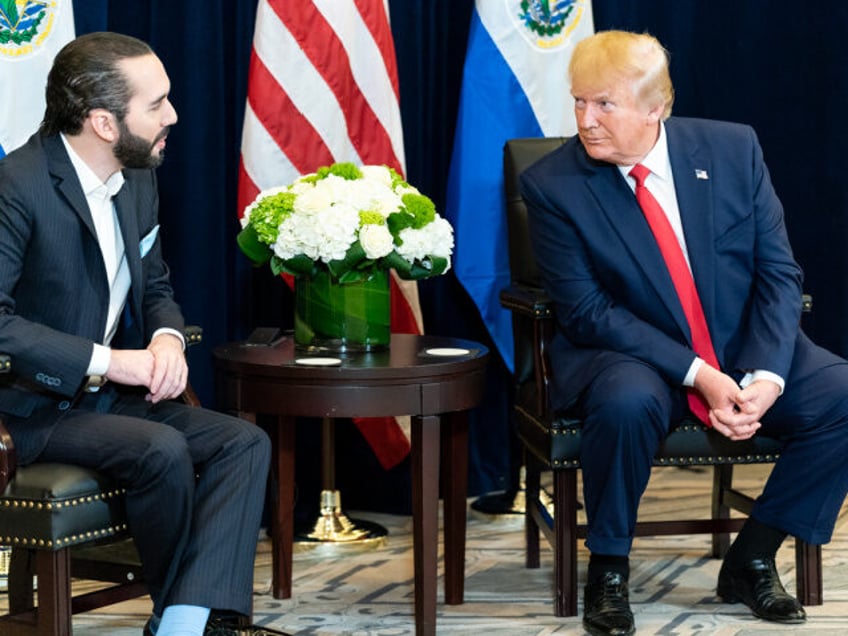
[
  {"x1": 646, "y1": 102, "x2": 665, "y2": 125},
  {"x1": 87, "y1": 108, "x2": 119, "y2": 143}
]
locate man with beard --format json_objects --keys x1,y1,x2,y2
[{"x1": 0, "y1": 32, "x2": 290, "y2": 636}]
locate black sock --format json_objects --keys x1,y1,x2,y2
[
  {"x1": 725, "y1": 517, "x2": 788, "y2": 564},
  {"x1": 588, "y1": 553, "x2": 630, "y2": 583}
]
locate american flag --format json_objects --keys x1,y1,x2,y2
[{"x1": 237, "y1": 0, "x2": 419, "y2": 469}]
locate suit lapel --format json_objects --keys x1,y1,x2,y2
[
  {"x1": 583, "y1": 153, "x2": 692, "y2": 338},
  {"x1": 43, "y1": 135, "x2": 99, "y2": 241},
  {"x1": 114, "y1": 183, "x2": 143, "y2": 324},
  {"x1": 666, "y1": 121, "x2": 717, "y2": 332}
]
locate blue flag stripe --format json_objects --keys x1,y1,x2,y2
[{"x1": 446, "y1": 8, "x2": 543, "y2": 372}]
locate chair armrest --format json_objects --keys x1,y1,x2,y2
[
  {"x1": 181, "y1": 326, "x2": 203, "y2": 407},
  {"x1": 0, "y1": 354, "x2": 15, "y2": 491},
  {"x1": 500, "y1": 284, "x2": 556, "y2": 415},
  {"x1": 802, "y1": 293, "x2": 812, "y2": 313},
  {"x1": 499, "y1": 284, "x2": 553, "y2": 320},
  {"x1": 184, "y1": 325, "x2": 203, "y2": 347}
]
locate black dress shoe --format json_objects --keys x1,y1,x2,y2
[
  {"x1": 717, "y1": 557, "x2": 806, "y2": 623},
  {"x1": 204, "y1": 615, "x2": 294, "y2": 636},
  {"x1": 583, "y1": 571, "x2": 635, "y2": 636}
]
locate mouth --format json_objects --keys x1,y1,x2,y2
[{"x1": 580, "y1": 135, "x2": 606, "y2": 145}]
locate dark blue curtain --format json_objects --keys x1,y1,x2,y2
[{"x1": 71, "y1": 1, "x2": 848, "y2": 510}]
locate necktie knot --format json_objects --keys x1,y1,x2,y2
[{"x1": 629, "y1": 163, "x2": 650, "y2": 187}]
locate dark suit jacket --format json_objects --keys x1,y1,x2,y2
[
  {"x1": 0, "y1": 132, "x2": 184, "y2": 463},
  {"x1": 521, "y1": 117, "x2": 810, "y2": 412}
]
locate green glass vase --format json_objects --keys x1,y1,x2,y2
[{"x1": 294, "y1": 269, "x2": 391, "y2": 352}]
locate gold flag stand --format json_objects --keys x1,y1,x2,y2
[{"x1": 295, "y1": 418, "x2": 387, "y2": 550}]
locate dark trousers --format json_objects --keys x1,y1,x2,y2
[
  {"x1": 577, "y1": 345, "x2": 848, "y2": 556},
  {"x1": 36, "y1": 387, "x2": 271, "y2": 617}
]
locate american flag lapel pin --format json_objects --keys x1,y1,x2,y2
[{"x1": 695, "y1": 169, "x2": 709, "y2": 180}]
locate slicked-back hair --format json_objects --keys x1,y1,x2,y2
[
  {"x1": 40, "y1": 31, "x2": 153, "y2": 136},
  {"x1": 569, "y1": 30, "x2": 675, "y2": 120}
]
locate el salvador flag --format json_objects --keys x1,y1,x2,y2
[
  {"x1": 0, "y1": 0, "x2": 75, "y2": 159},
  {"x1": 445, "y1": 0, "x2": 593, "y2": 372}
]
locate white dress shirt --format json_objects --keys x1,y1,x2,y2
[{"x1": 61, "y1": 135, "x2": 130, "y2": 377}]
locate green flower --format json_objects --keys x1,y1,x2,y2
[
  {"x1": 248, "y1": 191, "x2": 295, "y2": 245},
  {"x1": 359, "y1": 210, "x2": 385, "y2": 226},
  {"x1": 316, "y1": 162, "x2": 362, "y2": 181}
]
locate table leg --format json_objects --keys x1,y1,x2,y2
[
  {"x1": 271, "y1": 415, "x2": 296, "y2": 599},
  {"x1": 441, "y1": 411, "x2": 468, "y2": 604},
  {"x1": 411, "y1": 414, "x2": 440, "y2": 636}
]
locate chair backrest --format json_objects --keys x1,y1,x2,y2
[{"x1": 503, "y1": 137, "x2": 569, "y2": 288}]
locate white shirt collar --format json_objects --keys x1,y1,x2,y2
[
  {"x1": 60, "y1": 133, "x2": 125, "y2": 201},
  {"x1": 619, "y1": 122, "x2": 672, "y2": 183}
]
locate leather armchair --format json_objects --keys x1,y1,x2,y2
[
  {"x1": 0, "y1": 326, "x2": 202, "y2": 636},
  {"x1": 501, "y1": 137, "x2": 822, "y2": 617}
]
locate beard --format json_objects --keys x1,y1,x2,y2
[{"x1": 113, "y1": 120, "x2": 169, "y2": 169}]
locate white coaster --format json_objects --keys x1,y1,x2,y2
[
  {"x1": 294, "y1": 357, "x2": 342, "y2": 366},
  {"x1": 424, "y1": 347, "x2": 470, "y2": 357}
]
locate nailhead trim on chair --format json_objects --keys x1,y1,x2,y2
[
  {"x1": 0, "y1": 487, "x2": 129, "y2": 550},
  {"x1": 516, "y1": 403, "x2": 783, "y2": 467},
  {"x1": 0, "y1": 523, "x2": 129, "y2": 549}
]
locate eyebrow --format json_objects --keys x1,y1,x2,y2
[{"x1": 148, "y1": 91, "x2": 169, "y2": 108}]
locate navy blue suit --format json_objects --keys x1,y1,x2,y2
[
  {"x1": 0, "y1": 132, "x2": 270, "y2": 617},
  {"x1": 521, "y1": 117, "x2": 848, "y2": 555}
]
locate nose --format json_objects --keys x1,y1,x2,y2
[
  {"x1": 576, "y1": 103, "x2": 598, "y2": 130},
  {"x1": 163, "y1": 98, "x2": 178, "y2": 126}
]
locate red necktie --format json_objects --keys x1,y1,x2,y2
[{"x1": 629, "y1": 164, "x2": 719, "y2": 425}]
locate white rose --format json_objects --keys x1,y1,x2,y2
[
  {"x1": 359, "y1": 224, "x2": 395, "y2": 259},
  {"x1": 295, "y1": 181, "x2": 334, "y2": 215},
  {"x1": 360, "y1": 165, "x2": 393, "y2": 187}
]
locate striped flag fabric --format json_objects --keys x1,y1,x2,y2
[
  {"x1": 0, "y1": 0, "x2": 75, "y2": 158},
  {"x1": 445, "y1": 0, "x2": 594, "y2": 372},
  {"x1": 238, "y1": 0, "x2": 417, "y2": 470}
]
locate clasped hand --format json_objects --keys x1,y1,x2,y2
[
  {"x1": 105, "y1": 333, "x2": 187, "y2": 403},
  {"x1": 693, "y1": 365, "x2": 780, "y2": 440}
]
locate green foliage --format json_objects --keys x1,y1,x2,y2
[{"x1": 236, "y1": 224, "x2": 272, "y2": 266}]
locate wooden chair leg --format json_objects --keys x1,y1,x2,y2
[
  {"x1": 554, "y1": 468, "x2": 578, "y2": 618},
  {"x1": 524, "y1": 453, "x2": 541, "y2": 569},
  {"x1": 2, "y1": 549, "x2": 74, "y2": 636},
  {"x1": 8, "y1": 548, "x2": 35, "y2": 614},
  {"x1": 35, "y1": 549, "x2": 73, "y2": 636},
  {"x1": 795, "y1": 539, "x2": 823, "y2": 606},
  {"x1": 711, "y1": 464, "x2": 733, "y2": 558}
]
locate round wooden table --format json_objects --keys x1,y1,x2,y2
[{"x1": 213, "y1": 333, "x2": 489, "y2": 636}]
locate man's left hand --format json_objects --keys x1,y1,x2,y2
[
  {"x1": 146, "y1": 333, "x2": 187, "y2": 403},
  {"x1": 710, "y1": 379, "x2": 780, "y2": 440}
]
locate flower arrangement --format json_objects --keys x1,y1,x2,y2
[{"x1": 237, "y1": 162, "x2": 454, "y2": 283}]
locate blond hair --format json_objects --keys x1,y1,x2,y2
[{"x1": 569, "y1": 30, "x2": 674, "y2": 120}]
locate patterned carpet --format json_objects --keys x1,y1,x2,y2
[{"x1": 3, "y1": 464, "x2": 848, "y2": 635}]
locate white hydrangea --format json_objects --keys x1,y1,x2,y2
[
  {"x1": 396, "y1": 215, "x2": 454, "y2": 267},
  {"x1": 272, "y1": 202, "x2": 360, "y2": 263}
]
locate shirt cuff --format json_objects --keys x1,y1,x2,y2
[
  {"x1": 682, "y1": 357, "x2": 703, "y2": 387},
  {"x1": 87, "y1": 343, "x2": 111, "y2": 376},
  {"x1": 740, "y1": 369, "x2": 785, "y2": 395}
]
